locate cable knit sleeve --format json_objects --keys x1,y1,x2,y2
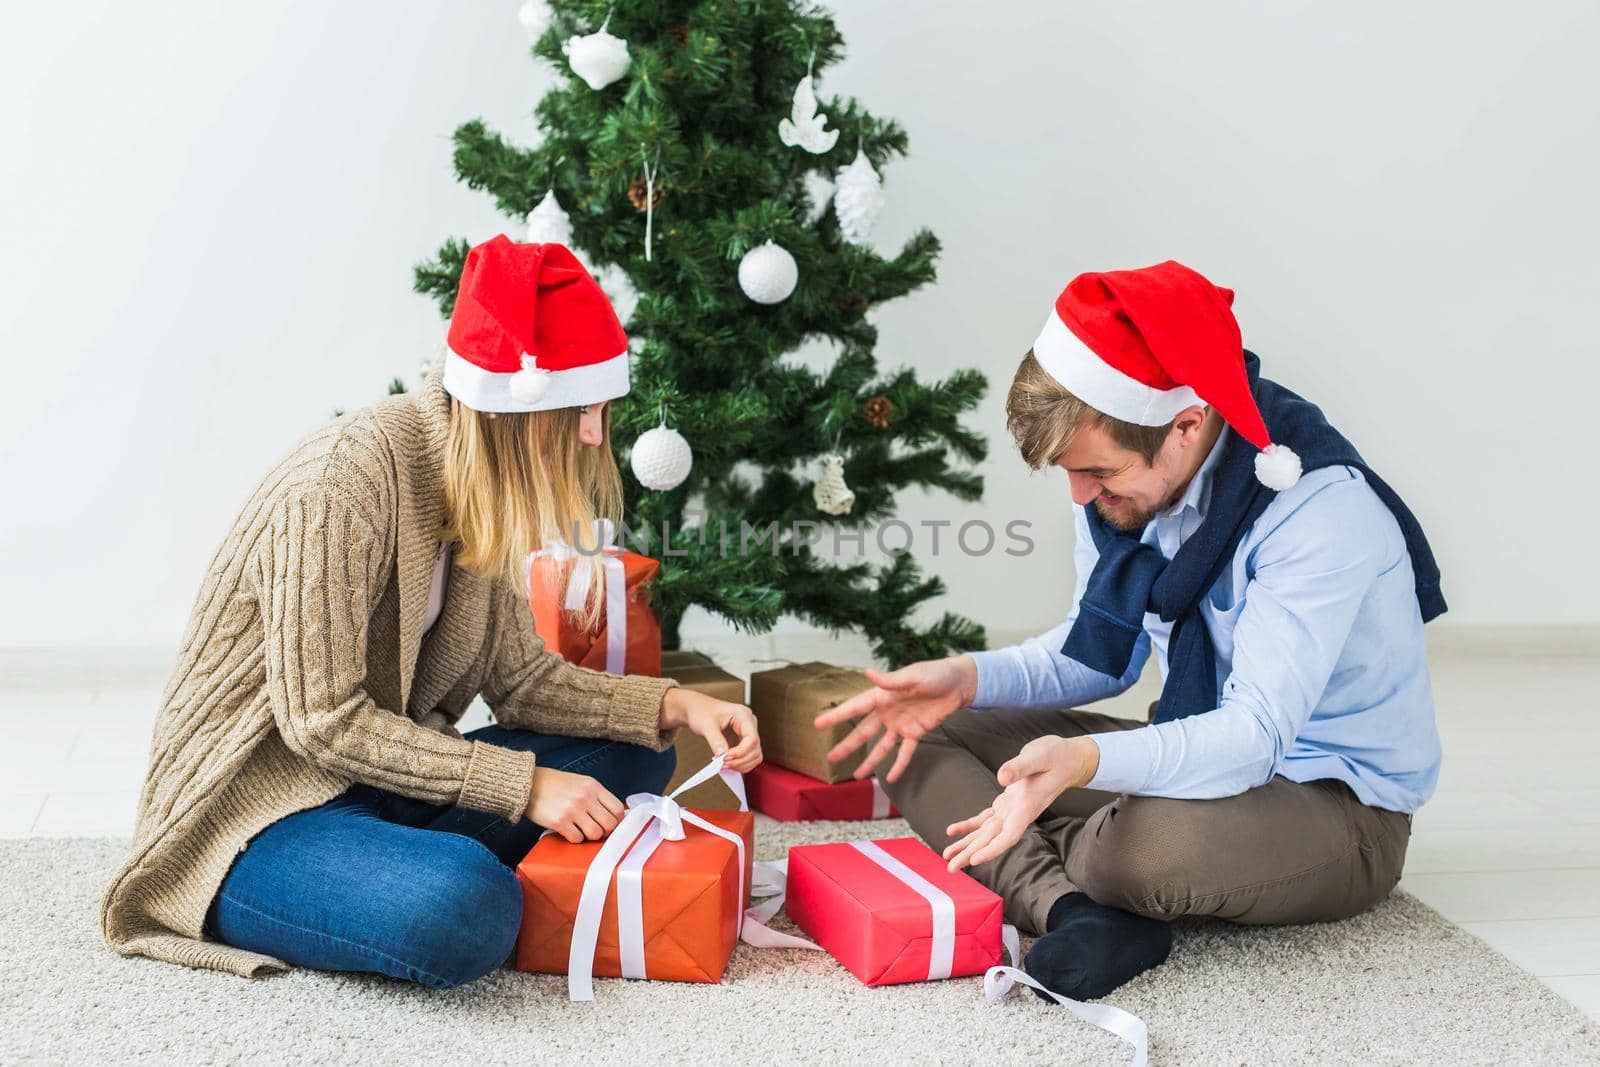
[
  {"x1": 483, "y1": 579, "x2": 678, "y2": 751},
  {"x1": 255, "y1": 490, "x2": 534, "y2": 822}
]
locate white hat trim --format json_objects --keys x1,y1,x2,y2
[
  {"x1": 1032, "y1": 310, "x2": 1200, "y2": 426},
  {"x1": 442, "y1": 347, "x2": 630, "y2": 413}
]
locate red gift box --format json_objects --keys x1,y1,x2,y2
[
  {"x1": 746, "y1": 763, "x2": 901, "y2": 821},
  {"x1": 785, "y1": 837, "x2": 1005, "y2": 986}
]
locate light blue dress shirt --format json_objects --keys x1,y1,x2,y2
[{"x1": 969, "y1": 428, "x2": 1440, "y2": 814}]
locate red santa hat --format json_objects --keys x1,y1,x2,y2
[
  {"x1": 1031, "y1": 260, "x2": 1302, "y2": 490},
  {"x1": 442, "y1": 235, "x2": 629, "y2": 413}
]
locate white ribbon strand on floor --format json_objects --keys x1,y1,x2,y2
[{"x1": 984, "y1": 924, "x2": 1150, "y2": 1067}]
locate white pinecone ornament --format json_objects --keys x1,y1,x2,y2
[
  {"x1": 812, "y1": 452, "x2": 855, "y2": 515},
  {"x1": 631, "y1": 425, "x2": 693, "y2": 491},
  {"x1": 834, "y1": 149, "x2": 885, "y2": 246},
  {"x1": 738, "y1": 241, "x2": 798, "y2": 304},
  {"x1": 524, "y1": 190, "x2": 573, "y2": 245}
]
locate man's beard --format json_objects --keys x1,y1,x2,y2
[
  {"x1": 1093, "y1": 497, "x2": 1153, "y2": 531},
  {"x1": 1093, "y1": 491, "x2": 1174, "y2": 531}
]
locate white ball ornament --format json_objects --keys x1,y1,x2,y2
[
  {"x1": 738, "y1": 241, "x2": 799, "y2": 304},
  {"x1": 524, "y1": 190, "x2": 573, "y2": 245},
  {"x1": 834, "y1": 149, "x2": 885, "y2": 246},
  {"x1": 631, "y1": 425, "x2": 693, "y2": 491},
  {"x1": 564, "y1": 18, "x2": 631, "y2": 91},
  {"x1": 1254, "y1": 443, "x2": 1302, "y2": 491}
]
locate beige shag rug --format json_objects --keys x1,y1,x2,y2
[{"x1": 5, "y1": 823, "x2": 1599, "y2": 1066}]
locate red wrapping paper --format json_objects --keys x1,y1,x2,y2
[
  {"x1": 784, "y1": 837, "x2": 1004, "y2": 987},
  {"x1": 746, "y1": 763, "x2": 901, "y2": 822}
]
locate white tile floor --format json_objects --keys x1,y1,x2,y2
[{"x1": 1, "y1": 644, "x2": 1596, "y2": 1021}]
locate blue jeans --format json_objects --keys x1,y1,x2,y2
[{"x1": 204, "y1": 724, "x2": 675, "y2": 989}]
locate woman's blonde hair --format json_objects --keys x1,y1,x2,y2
[{"x1": 440, "y1": 399, "x2": 624, "y2": 630}]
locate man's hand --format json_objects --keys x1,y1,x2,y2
[
  {"x1": 526, "y1": 767, "x2": 625, "y2": 843},
  {"x1": 659, "y1": 686, "x2": 763, "y2": 774},
  {"x1": 942, "y1": 735, "x2": 1101, "y2": 872},
  {"x1": 813, "y1": 655, "x2": 978, "y2": 784}
]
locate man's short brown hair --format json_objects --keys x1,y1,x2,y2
[{"x1": 1005, "y1": 350, "x2": 1175, "y2": 469}]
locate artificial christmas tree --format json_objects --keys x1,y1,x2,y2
[{"x1": 411, "y1": 1, "x2": 988, "y2": 665}]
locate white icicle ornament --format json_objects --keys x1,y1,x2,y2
[
  {"x1": 564, "y1": 18, "x2": 630, "y2": 90},
  {"x1": 812, "y1": 452, "x2": 855, "y2": 515},
  {"x1": 778, "y1": 73, "x2": 839, "y2": 154},
  {"x1": 631, "y1": 425, "x2": 693, "y2": 491},
  {"x1": 524, "y1": 190, "x2": 573, "y2": 245},
  {"x1": 738, "y1": 241, "x2": 798, "y2": 304},
  {"x1": 834, "y1": 149, "x2": 885, "y2": 246}
]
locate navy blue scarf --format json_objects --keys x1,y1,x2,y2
[{"x1": 1060, "y1": 352, "x2": 1445, "y2": 724}]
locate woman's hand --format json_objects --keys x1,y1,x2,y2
[
  {"x1": 659, "y1": 687, "x2": 762, "y2": 774},
  {"x1": 813, "y1": 656, "x2": 978, "y2": 784},
  {"x1": 942, "y1": 735, "x2": 1101, "y2": 872},
  {"x1": 526, "y1": 766, "x2": 625, "y2": 843}
]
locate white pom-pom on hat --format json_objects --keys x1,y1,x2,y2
[
  {"x1": 509, "y1": 355, "x2": 554, "y2": 404},
  {"x1": 1254, "y1": 443, "x2": 1302, "y2": 491}
]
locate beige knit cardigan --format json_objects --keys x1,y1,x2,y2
[{"x1": 99, "y1": 372, "x2": 678, "y2": 979}]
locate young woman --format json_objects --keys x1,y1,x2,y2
[{"x1": 100, "y1": 237, "x2": 760, "y2": 989}]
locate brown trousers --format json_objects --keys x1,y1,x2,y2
[{"x1": 879, "y1": 706, "x2": 1413, "y2": 936}]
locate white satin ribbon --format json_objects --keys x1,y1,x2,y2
[
  {"x1": 529, "y1": 519, "x2": 627, "y2": 675},
  {"x1": 848, "y1": 840, "x2": 955, "y2": 980},
  {"x1": 869, "y1": 778, "x2": 892, "y2": 819},
  {"x1": 566, "y1": 755, "x2": 749, "y2": 1001},
  {"x1": 983, "y1": 923, "x2": 1150, "y2": 1067},
  {"x1": 740, "y1": 859, "x2": 824, "y2": 951}
]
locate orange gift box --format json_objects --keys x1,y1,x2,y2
[
  {"x1": 514, "y1": 807, "x2": 755, "y2": 988},
  {"x1": 528, "y1": 547, "x2": 662, "y2": 677}
]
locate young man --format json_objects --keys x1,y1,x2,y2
[{"x1": 817, "y1": 261, "x2": 1444, "y2": 1001}]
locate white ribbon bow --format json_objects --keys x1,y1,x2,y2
[
  {"x1": 528, "y1": 519, "x2": 627, "y2": 675},
  {"x1": 984, "y1": 924, "x2": 1150, "y2": 1067}
]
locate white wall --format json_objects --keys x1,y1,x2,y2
[{"x1": 2, "y1": 0, "x2": 1595, "y2": 652}]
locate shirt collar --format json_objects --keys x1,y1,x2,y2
[{"x1": 1158, "y1": 424, "x2": 1230, "y2": 522}]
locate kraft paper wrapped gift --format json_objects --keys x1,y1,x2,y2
[
  {"x1": 514, "y1": 761, "x2": 756, "y2": 998},
  {"x1": 527, "y1": 545, "x2": 662, "y2": 677},
  {"x1": 784, "y1": 837, "x2": 1005, "y2": 987},
  {"x1": 745, "y1": 762, "x2": 900, "y2": 822},
  {"x1": 661, "y1": 653, "x2": 749, "y2": 811},
  {"x1": 748, "y1": 661, "x2": 872, "y2": 784}
]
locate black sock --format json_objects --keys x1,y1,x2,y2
[{"x1": 1024, "y1": 892, "x2": 1172, "y2": 1001}]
